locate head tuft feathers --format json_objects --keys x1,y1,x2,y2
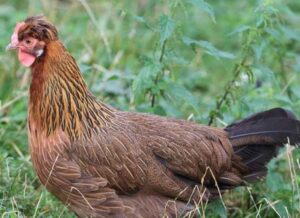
[{"x1": 17, "y1": 15, "x2": 58, "y2": 42}]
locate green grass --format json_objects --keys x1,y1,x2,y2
[{"x1": 0, "y1": 0, "x2": 300, "y2": 217}]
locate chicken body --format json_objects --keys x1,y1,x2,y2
[
  {"x1": 26, "y1": 39, "x2": 241, "y2": 218},
  {"x1": 29, "y1": 95, "x2": 240, "y2": 217},
  {"x1": 9, "y1": 16, "x2": 300, "y2": 218}
]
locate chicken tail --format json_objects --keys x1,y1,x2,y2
[{"x1": 225, "y1": 107, "x2": 300, "y2": 182}]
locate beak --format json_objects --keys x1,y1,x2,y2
[{"x1": 6, "y1": 43, "x2": 18, "y2": 51}]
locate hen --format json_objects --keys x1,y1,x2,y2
[{"x1": 7, "y1": 16, "x2": 300, "y2": 218}]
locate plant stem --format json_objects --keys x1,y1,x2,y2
[
  {"x1": 208, "y1": 55, "x2": 248, "y2": 126},
  {"x1": 278, "y1": 48, "x2": 293, "y2": 99},
  {"x1": 151, "y1": 40, "x2": 167, "y2": 107}
]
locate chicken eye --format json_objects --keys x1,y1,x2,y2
[{"x1": 25, "y1": 39, "x2": 32, "y2": 45}]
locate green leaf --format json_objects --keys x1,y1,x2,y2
[
  {"x1": 133, "y1": 15, "x2": 147, "y2": 24},
  {"x1": 132, "y1": 59, "x2": 162, "y2": 103},
  {"x1": 132, "y1": 76, "x2": 151, "y2": 103},
  {"x1": 279, "y1": 25, "x2": 300, "y2": 41},
  {"x1": 266, "y1": 168, "x2": 285, "y2": 192},
  {"x1": 183, "y1": 37, "x2": 235, "y2": 59},
  {"x1": 166, "y1": 82, "x2": 199, "y2": 111},
  {"x1": 159, "y1": 15, "x2": 175, "y2": 45},
  {"x1": 252, "y1": 64, "x2": 275, "y2": 81},
  {"x1": 160, "y1": 98, "x2": 182, "y2": 117},
  {"x1": 265, "y1": 27, "x2": 281, "y2": 40},
  {"x1": 255, "y1": 15, "x2": 264, "y2": 27},
  {"x1": 227, "y1": 25, "x2": 250, "y2": 36},
  {"x1": 133, "y1": 15, "x2": 154, "y2": 30},
  {"x1": 165, "y1": 49, "x2": 189, "y2": 65},
  {"x1": 187, "y1": 0, "x2": 216, "y2": 23},
  {"x1": 93, "y1": 80, "x2": 126, "y2": 95},
  {"x1": 79, "y1": 64, "x2": 92, "y2": 74},
  {"x1": 206, "y1": 199, "x2": 227, "y2": 218},
  {"x1": 251, "y1": 40, "x2": 267, "y2": 61}
]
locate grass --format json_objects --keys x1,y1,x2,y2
[{"x1": 0, "y1": 0, "x2": 300, "y2": 217}]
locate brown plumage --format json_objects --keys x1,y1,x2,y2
[{"x1": 7, "y1": 16, "x2": 300, "y2": 217}]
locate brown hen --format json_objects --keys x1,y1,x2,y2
[{"x1": 7, "y1": 16, "x2": 300, "y2": 218}]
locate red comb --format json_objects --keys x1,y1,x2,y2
[{"x1": 11, "y1": 22, "x2": 25, "y2": 45}]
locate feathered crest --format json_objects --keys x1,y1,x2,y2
[{"x1": 18, "y1": 15, "x2": 58, "y2": 41}]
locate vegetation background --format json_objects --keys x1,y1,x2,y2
[{"x1": 0, "y1": 0, "x2": 300, "y2": 217}]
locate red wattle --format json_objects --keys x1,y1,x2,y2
[{"x1": 18, "y1": 50, "x2": 36, "y2": 67}]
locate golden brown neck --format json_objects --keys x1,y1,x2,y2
[{"x1": 29, "y1": 41, "x2": 115, "y2": 140}]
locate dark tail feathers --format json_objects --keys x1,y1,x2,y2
[{"x1": 225, "y1": 108, "x2": 300, "y2": 182}]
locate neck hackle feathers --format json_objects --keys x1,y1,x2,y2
[{"x1": 26, "y1": 18, "x2": 115, "y2": 141}]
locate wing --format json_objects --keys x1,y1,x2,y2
[
  {"x1": 71, "y1": 111, "x2": 244, "y2": 203},
  {"x1": 122, "y1": 112, "x2": 235, "y2": 180}
]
